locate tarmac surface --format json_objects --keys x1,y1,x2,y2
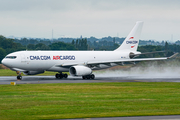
[
  {"x1": 63, "y1": 115, "x2": 180, "y2": 120},
  {"x1": 1, "y1": 75, "x2": 180, "y2": 84}
]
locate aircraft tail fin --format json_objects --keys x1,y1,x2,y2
[{"x1": 114, "y1": 21, "x2": 143, "y2": 51}]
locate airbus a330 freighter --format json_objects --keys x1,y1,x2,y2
[{"x1": 1, "y1": 21, "x2": 171, "y2": 80}]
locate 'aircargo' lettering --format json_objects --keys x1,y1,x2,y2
[{"x1": 53, "y1": 55, "x2": 75, "y2": 60}]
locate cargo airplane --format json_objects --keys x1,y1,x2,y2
[{"x1": 1, "y1": 21, "x2": 172, "y2": 80}]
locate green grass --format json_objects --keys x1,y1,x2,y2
[
  {"x1": 0, "y1": 69, "x2": 17, "y2": 76},
  {"x1": 0, "y1": 69, "x2": 66, "y2": 76},
  {"x1": 0, "y1": 82, "x2": 180, "y2": 120}
]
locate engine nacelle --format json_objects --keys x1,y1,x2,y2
[
  {"x1": 23, "y1": 71, "x2": 44, "y2": 75},
  {"x1": 69, "y1": 66, "x2": 92, "y2": 76}
]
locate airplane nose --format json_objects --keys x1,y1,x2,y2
[
  {"x1": 1, "y1": 58, "x2": 8, "y2": 67},
  {"x1": 1, "y1": 59, "x2": 5, "y2": 65}
]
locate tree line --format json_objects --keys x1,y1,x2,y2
[
  {"x1": 0, "y1": 36, "x2": 89, "y2": 62},
  {"x1": 0, "y1": 35, "x2": 177, "y2": 63}
]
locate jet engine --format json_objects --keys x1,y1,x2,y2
[
  {"x1": 69, "y1": 66, "x2": 92, "y2": 76},
  {"x1": 23, "y1": 71, "x2": 44, "y2": 75}
]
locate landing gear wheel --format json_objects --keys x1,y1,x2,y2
[
  {"x1": 55, "y1": 73, "x2": 59, "y2": 78},
  {"x1": 16, "y1": 71, "x2": 22, "y2": 80},
  {"x1": 64, "y1": 74, "x2": 68, "y2": 78},
  {"x1": 17, "y1": 75, "x2": 22, "y2": 80},
  {"x1": 86, "y1": 75, "x2": 90, "y2": 79},
  {"x1": 82, "y1": 74, "x2": 95, "y2": 80},
  {"x1": 55, "y1": 73, "x2": 68, "y2": 79},
  {"x1": 90, "y1": 74, "x2": 95, "y2": 79}
]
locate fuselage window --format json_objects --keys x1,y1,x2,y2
[{"x1": 5, "y1": 56, "x2": 17, "y2": 59}]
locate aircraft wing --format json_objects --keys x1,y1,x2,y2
[
  {"x1": 87, "y1": 57, "x2": 168, "y2": 66},
  {"x1": 59, "y1": 53, "x2": 178, "y2": 67},
  {"x1": 88, "y1": 53, "x2": 178, "y2": 65},
  {"x1": 59, "y1": 57, "x2": 167, "y2": 67}
]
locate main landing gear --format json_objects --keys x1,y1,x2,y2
[
  {"x1": 55, "y1": 73, "x2": 68, "y2": 79},
  {"x1": 16, "y1": 71, "x2": 22, "y2": 80},
  {"x1": 82, "y1": 74, "x2": 95, "y2": 79}
]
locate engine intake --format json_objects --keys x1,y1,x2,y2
[{"x1": 69, "y1": 66, "x2": 92, "y2": 76}]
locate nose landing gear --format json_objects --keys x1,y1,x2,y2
[{"x1": 16, "y1": 71, "x2": 22, "y2": 80}]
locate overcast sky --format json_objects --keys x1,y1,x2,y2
[{"x1": 0, "y1": 0, "x2": 180, "y2": 41}]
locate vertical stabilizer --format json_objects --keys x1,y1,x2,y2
[{"x1": 115, "y1": 21, "x2": 143, "y2": 51}]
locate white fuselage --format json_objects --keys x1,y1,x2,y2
[{"x1": 2, "y1": 50, "x2": 131, "y2": 72}]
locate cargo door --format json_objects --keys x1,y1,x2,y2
[{"x1": 21, "y1": 53, "x2": 26, "y2": 63}]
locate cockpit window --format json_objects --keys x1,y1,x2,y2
[{"x1": 5, "y1": 56, "x2": 17, "y2": 59}]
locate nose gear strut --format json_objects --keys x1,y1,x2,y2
[{"x1": 16, "y1": 71, "x2": 22, "y2": 80}]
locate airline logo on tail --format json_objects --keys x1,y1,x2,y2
[
  {"x1": 131, "y1": 45, "x2": 135, "y2": 48},
  {"x1": 129, "y1": 37, "x2": 134, "y2": 40},
  {"x1": 126, "y1": 37, "x2": 138, "y2": 45},
  {"x1": 127, "y1": 37, "x2": 137, "y2": 48}
]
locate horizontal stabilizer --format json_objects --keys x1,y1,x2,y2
[{"x1": 130, "y1": 51, "x2": 165, "y2": 58}]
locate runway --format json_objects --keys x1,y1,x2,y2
[
  {"x1": 64, "y1": 115, "x2": 180, "y2": 120},
  {"x1": 1, "y1": 75, "x2": 180, "y2": 84}
]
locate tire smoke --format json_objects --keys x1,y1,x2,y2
[{"x1": 95, "y1": 60, "x2": 180, "y2": 78}]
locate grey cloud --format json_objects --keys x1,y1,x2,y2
[
  {"x1": 0, "y1": 0, "x2": 180, "y2": 11},
  {"x1": 0, "y1": 0, "x2": 180, "y2": 40},
  {"x1": 0, "y1": 0, "x2": 73, "y2": 11}
]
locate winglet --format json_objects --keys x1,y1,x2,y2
[{"x1": 167, "y1": 53, "x2": 179, "y2": 59}]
